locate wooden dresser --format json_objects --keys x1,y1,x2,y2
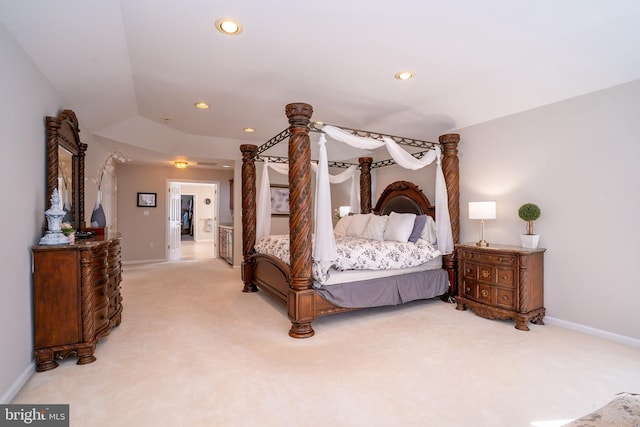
[
  {"x1": 32, "y1": 234, "x2": 123, "y2": 371},
  {"x1": 455, "y1": 243, "x2": 545, "y2": 331}
]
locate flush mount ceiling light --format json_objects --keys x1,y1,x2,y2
[
  {"x1": 222, "y1": 164, "x2": 231, "y2": 168},
  {"x1": 243, "y1": 127, "x2": 255, "y2": 133},
  {"x1": 194, "y1": 102, "x2": 210, "y2": 109},
  {"x1": 394, "y1": 71, "x2": 415, "y2": 81},
  {"x1": 215, "y1": 17, "x2": 243, "y2": 35},
  {"x1": 174, "y1": 161, "x2": 188, "y2": 169}
]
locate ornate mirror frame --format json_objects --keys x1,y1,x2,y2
[{"x1": 46, "y1": 109, "x2": 87, "y2": 230}]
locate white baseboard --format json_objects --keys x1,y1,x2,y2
[
  {"x1": 545, "y1": 316, "x2": 640, "y2": 348},
  {"x1": 1, "y1": 362, "x2": 34, "y2": 404}
]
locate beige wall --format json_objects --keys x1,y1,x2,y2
[
  {"x1": 0, "y1": 24, "x2": 65, "y2": 402},
  {"x1": 116, "y1": 163, "x2": 233, "y2": 262},
  {"x1": 455, "y1": 80, "x2": 640, "y2": 341}
]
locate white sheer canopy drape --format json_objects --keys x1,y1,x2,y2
[
  {"x1": 255, "y1": 125, "x2": 454, "y2": 274},
  {"x1": 255, "y1": 146, "x2": 359, "y2": 240},
  {"x1": 320, "y1": 126, "x2": 454, "y2": 255}
]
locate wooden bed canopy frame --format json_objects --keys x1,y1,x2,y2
[{"x1": 240, "y1": 102, "x2": 460, "y2": 338}]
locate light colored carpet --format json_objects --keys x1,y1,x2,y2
[{"x1": 12, "y1": 256, "x2": 640, "y2": 427}]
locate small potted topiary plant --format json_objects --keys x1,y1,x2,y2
[{"x1": 518, "y1": 203, "x2": 541, "y2": 248}]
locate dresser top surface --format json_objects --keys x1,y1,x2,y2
[
  {"x1": 33, "y1": 233, "x2": 121, "y2": 251},
  {"x1": 456, "y1": 242, "x2": 546, "y2": 254}
]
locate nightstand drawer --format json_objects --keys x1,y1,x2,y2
[
  {"x1": 463, "y1": 281, "x2": 515, "y2": 309},
  {"x1": 495, "y1": 288, "x2": 515, "y2": 309},
  {"x1": 462, "y1": 262, "x2": 477, "y2": 279},
  {"x1": 477, "y1": 283, "x2": 493, "y2": 305},
  {"x1": 461, "y1": 249, "x2": 516, "y2": 266},
  {"x1": 462, "y1": 280, "x2": 493, "y2": 305},
  {"x1": 478, "y1": 265, "x2": 494, "y2": 282},
  {"x1": 496, "y1": 268, "x2": 515, "y2": 287},
  {"x1": 462, "y1": 279, "x2": 476, "y2": 299}
]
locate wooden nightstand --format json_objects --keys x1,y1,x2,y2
[{"x1": 455, "y1": 243, "x2": 546, "y2": 331}]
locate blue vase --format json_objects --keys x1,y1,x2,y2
[
  {"x1": 90, "y1": 191, "x2": 107, "y2": 227},
  {"x1": 91, "y1": 204, "x2": 106, "y2": 227}
]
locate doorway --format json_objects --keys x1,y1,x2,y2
[
  {"x1": 181, "y1": 195, "x2": 194, "y2": 241},
  {"x1": 167, "y1": 180, "x2": 218, "y2": 261}
]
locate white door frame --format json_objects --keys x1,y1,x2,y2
[{"x1": 166, "y1": 179, "x2": 219, "y2": 260}]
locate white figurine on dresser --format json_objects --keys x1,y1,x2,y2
[{"x1": 39, "y1": 188, "x2": 70, "y2": 245}]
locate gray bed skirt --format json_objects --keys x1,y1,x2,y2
[{"x1": 314, "y1": 268, "x2": 449, "y2": 308}]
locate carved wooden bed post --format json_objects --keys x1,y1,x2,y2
[
  {"x1": 438, "y1": 133, "x2": 461, "y2": 296},
  {"x1": 359, "y1": 157, "x2": 373, "y2": 213},
  {"x1": 240, "y1": 144, "x2": 258, "y2": 293},
  {"x1": 286, "y1": 103, "x2": 316, "y2": 338}
]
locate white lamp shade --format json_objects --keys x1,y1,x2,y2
[
  {"x1": 338, "y1": 206, "x2": 351, "y2": 217},
  {"x1": 469, "y1": 201, "x2": 496, "y2": 220}
]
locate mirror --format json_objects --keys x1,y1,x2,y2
[{"x1": 46, "y1": 110, "x2": 87, "y2": 231}]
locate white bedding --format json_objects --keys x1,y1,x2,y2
[
  {"x1": 322, "y1": 255, "x2": 442, "y2": 286},
  {"x1": 253, "y1": 234, "x2": 441, "y2": 285}
]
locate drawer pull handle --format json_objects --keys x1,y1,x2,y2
[
  {"x1": 466, "y1": 286, "x2": 471, "y2": 292},
  {"x1": 481, "y1": 289, "x2": 489, "y2": 298},
  {"x1": 502, "y1": 295, "x2": 508, "y2": 301},
  {"x1": 481, "y1": 270, "x2": 490, "y2": 279},
  {"x1": 502, "y1": 275, "x2": 508, "y2": 280}
]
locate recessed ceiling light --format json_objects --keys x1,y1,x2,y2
[
  {"x1": 215, "y1": 17, "x2": 243, "y2": 35},
  {"x1": 243, "y1": 127, "x2": 255, "y2": 133},
  {"x1": 194, "y1": 102, "x2": 210, "y2": 109},
  {"x1": 222, "y1": 164, "x2": 231, "y2": 168},
  {"x1": 394, "y1": 71, "x2": 415, "y2": 81}
]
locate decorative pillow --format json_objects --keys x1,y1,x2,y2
[
  {"x1": 361, "y1": 215, "x2": 388, "y2": 241},
  {"x1": 383, "y1": 212, "x2": 417, "y2": 243},
  {"x1": 420, "y1": 215, "x2": 437, "y2": 244},
  {"x1": 408, "y1": 215, "x2": 427, "y2": 243},
  {"x1": 334, "y1": 215, "x2": 352, "y2": 237},
  {"x1": 346, "y1": 213, "x2": 372, "y2": 237}
]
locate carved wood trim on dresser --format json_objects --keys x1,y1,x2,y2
[
  {"x1": 455, "y1": 243, "x2": 545, "y2": 331},
  {"x1": 32, "y1": 234, "x2": 123, "y2": 371}
]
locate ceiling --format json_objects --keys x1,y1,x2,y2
[{"x1": 2, "y1": 1, "x2": 639, "y2": 168}]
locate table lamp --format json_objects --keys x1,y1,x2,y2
[{"x1": 469, "y1": 201, "x2": 496, "y2": 247}]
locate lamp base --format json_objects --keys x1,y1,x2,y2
[{"x1": 476, "y1": 239, "x2": 489, "y2": 247}]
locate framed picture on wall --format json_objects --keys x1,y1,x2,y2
[
  {"x1": 270, "y1": 185, "x2": 289, "y2": 216},
  {"x1": 137, "y1": 192, "x2": 157, "y2": 207}
]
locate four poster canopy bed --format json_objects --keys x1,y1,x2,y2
[{"x1": 240, "y1": 103, "x2": 460, "y2": 338}]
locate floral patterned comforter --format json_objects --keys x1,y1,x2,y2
[{"x1": 254, "y1": 235, "x2": 441, "y2": 284}]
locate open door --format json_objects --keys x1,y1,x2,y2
[{"x1": 168, "y1": 182, "x2": 181, "y2": 259}]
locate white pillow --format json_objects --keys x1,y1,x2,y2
[
  {"x1": 361, "y1": 215, "x2": 388, "y2": 241},
  {"x1": 346, "y1": 213, "x2": 372, "y2": 237},
  {"x1": 419, "y1": 215, "x2": 437, "y2": 244},
  {"x1": 383, "y1": 212, "x2": 417, "y2": 242},
  {"x1": 334, "y1": 215, "x2": 352, "y2": 237}
]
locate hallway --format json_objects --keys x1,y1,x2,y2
[{"x1": 173, "y1": 240, "x2": 216, "y2": 262}]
